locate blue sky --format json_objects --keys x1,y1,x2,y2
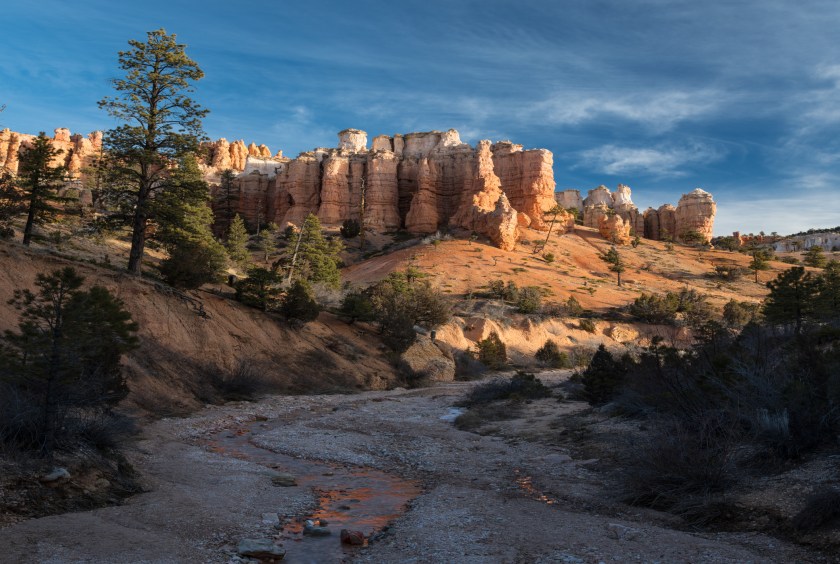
[{"x1": 2, "y1": 0, "x2": 839, "y2": 236}]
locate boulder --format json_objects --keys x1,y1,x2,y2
[
  {"x1": 40, "y1": 467, "x2": 71, "y2": 483},
  {"x1": 400, "y1": 335, "x2": 455, "y2": 382},
  {"x1": 270, "y1": 472, "x2": 297, "y2": 487},
  {"x1": 340, "y1": 529, "x2": 366, "y2": 546},
  {"x1": 237, "y1": 539, "x2": 286, "y2": 560},
  {"x1": 598, "y1": 214, "x2": 632, "y2": 245}
]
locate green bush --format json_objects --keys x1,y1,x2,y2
[
  {"x1": 543, "y1": 252, "x2": 555, "y2": 263},
  {"x1": 476, "y1": 331, "x2": 507, "y2": 369},
  {"x1": 581, "y1": 344, "x2": 625, "y2": 405},
  {"x1": 280, "y1": 279, "x2": 321, "y2": 322},
  {"x1": 460, "y1": 371, "x2": 551, "y2": 406},
  {"x1": 235, "y1": 266, "x2": 284, "y2": 311},
  {"x1": 340, "y1": 218, "x2": 361, "y2": 239},
  {"x1": 722, "y1": 299, "x2": 760, "y2": 328},
  {"x1": 565, "y1": 295, "x2": 584, "y2": 316},
  {"x1": 339, "y1": 290, "x2": 375, "y2": 323},
  {"x1": 368, "y1": 270, "x2": 452, "y2": 351},
  {"x1": 535, "y1": 340, "x2": 571, "y2": 368},
  {"x1": 578, "y1": 318, "x2": 597, "y2": 333},
  {"x1": 516, "y1": 286, "x2": 542, "y2": 313},
  {"x1": 160, "y1": 238, "x2": 227, "y2": 289}
]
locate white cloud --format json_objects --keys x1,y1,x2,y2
[
  {"x1": 576, "y1": 142, "x2": 724, "y2": 177},
  {"x1": 529, "y1": 89, "x2": 723, "y2": 132}
]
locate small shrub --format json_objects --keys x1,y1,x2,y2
[
  {"x1": 780, "y1": 256, "x2": 800, "y2": 265},
  {"x1": 565, "y1": 295, "x2": 584, "y2": 316},
  {"x1": 622, "y1": 414, "x2": 739, "y2": 521},
  {"x1": 516, "y1": 286, "x2": 542, "y2": 314},
  {"x1": 578, "y1": 318, "x2": 596, "y2": 333},
  {"x1": 281, "y1": 279, "x2": 321, "y2": 322},
  {"x1": 543, "y1": 252, "x2": 555, "y2": 263},
  {"x1": 339, "y1": 290, "x2": 375, "y2": 323},
  {"x1": 460, "y1": 371, "x2": 551, "y2": 406},
  {"x1": 535, "y1": 340, "x2": 571, "y2": 368},
  {"x1": 340, "y1": 218, "x2": 361, "y2": 239},
  {"x1": 160, "y1": 239, "x2": 227, "y2": 289},
  {"x1": 712, "y1": 264, "x2": 746, "y2": 280},
  {"x1": 569, "y1": 345, "x2": 596, "y2": 367},
  {"x1": 722, "y1": 299, "x2": 760, "y2": 328},
  {"x1": 476, "y1": 331, "x2": 507, "y2": 369}
]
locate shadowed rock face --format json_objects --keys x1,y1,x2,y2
[{"x1": 206, "y1": 129, "x2": 566, "y2": 249}]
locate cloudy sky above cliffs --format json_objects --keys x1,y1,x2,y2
[{"x1": 3, "y1": 0, "x2": 840, "y2": 235}]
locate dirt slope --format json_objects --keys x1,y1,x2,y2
[
  {"x1": 345, "y1": 226, "x2": 793, "y2": 312},
  {"x1": 0, "y1": 243, "x2": 398, "y2": 415}
]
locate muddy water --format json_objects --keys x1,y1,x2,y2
[{"x1": 206, "y1": 420, "x2": 420, "y2": 563}]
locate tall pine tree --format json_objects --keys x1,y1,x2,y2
[
  {"x1": 98, "y1": 28, "x2": 208, "y2": 274},
  {"x1": 155, "y1": 154, "x2": 227, "y2": 289},
  {"x1": 17, "y1": 133, "x2": 67, "y2": 246}
]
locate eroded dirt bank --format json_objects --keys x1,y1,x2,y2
[{"x1": 0, "y1": 376, "x2": 825, "y2": 563}]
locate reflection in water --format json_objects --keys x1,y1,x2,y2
[
  {"x1": 514, "y1": 468, "x2": 559, "y2": 506},
  {"x1": 206, "y1": 422, "x2": 420, "y2": 563}
]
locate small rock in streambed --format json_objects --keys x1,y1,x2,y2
[
  {"x1": 40, "y1": 467, "x2": 71, "y2": 483},
  {"x1": 303, "y1": 519, "x2": 331, "y2": 536},
  {"x1": 262, "y1": 513, "x2": 280, "y2": 526},
  {"x1": 340, "y1": 529, "x2": 366, "y2": 546},
  {"x1": 270, "y1": 473, "x2": 297, "y2": 487},
  {"x1": 237, "y1": 538, "x2": 285, "y2": 560}
]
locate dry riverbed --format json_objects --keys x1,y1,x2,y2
[{"x1": 0, "y1": 373, "x2": 828, "y2": 563}]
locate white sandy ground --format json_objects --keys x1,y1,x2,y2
[{"x1": 0, "y1": 375, "x2": 827, "y2": 563}]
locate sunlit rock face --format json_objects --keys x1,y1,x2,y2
[
  {"x1": 555, "y1": 189, "x2": 583, "y2": 211},
  {"x1": 674, "y1": 188, "x2": 716, "y2": 243},
  {"x1": 206, "y1": 128, "x2": 569, "y2": 249},
  {"x1": 572, "y1": 183, "x2": 715, "y2": 243},
  {"x1": 0, "y1": 128, "x2": 102, "y2": 179}
]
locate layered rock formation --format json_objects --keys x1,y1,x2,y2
[
  {"x1": 674, "y1": 189, "x2": 716, "y2": 242},
  {"x1": 209, "y1": 129, "x2": 563, "y2": 250},
  {"x1": 0, "y1": 128, "x2": 102, "y2": 178},
  {"x1": 557, "y1": 184, "x2": 715, "y2": 244}
]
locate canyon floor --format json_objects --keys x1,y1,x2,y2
[{"x1": 0, "y1": 373, "x2": 829, "y2": 564}]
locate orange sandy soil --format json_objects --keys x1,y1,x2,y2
[{"x1": 344, "y1": 226, "x2": 813, "y2": 312}]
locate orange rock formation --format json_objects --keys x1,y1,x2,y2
[{"x1": 208, "y1": 129, "x2": 562, "y2": 250}]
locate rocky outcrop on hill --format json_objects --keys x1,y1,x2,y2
[
  {"x1": 674, "y1": 188, "x2": 716, "y2": 242},
  {"x1": 209, "y1": 129, "x2": 562, "y2": 250},
  {"x1": 598, "y1": 213, "x2": 632, "y2": 245},
  {"x1": 558, "y1": 184, "x2": 715, "y2": 244},
  {"x1": 0, "y1": 128, "x2": 102, "y2": 179}
]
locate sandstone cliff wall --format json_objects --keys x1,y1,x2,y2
[
  {"x1": 561, "y1": 184, "x2": 716, "y2": 245},
  {"x1": 0, "y1": 127, "x2": 102, "y2": 179},
  {"x1": 210, "y1": 129, "x2": 563, "y2": 250}
]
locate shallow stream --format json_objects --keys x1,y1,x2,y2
[{"x1": 206, "y1": 419, "x2": 420, "y2": 563}]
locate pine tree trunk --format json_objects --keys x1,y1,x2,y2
[
  {"x1": 127, "y1": 185, "x2": 150, "y2": 274},
  {"x1": 22, "y1": 193, "x2": 38, "y2": 246}
]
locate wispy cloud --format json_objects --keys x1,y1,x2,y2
[
  {"x1": 576, "y1": 142, "x2": 724, "y2": 177},
  {"x1": 529, "y1": 90, "x2": 724, "y2": 132}
]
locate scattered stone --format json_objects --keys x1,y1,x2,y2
[
  {"x1": 237, "y1": 538, "x2": 285, "y2": 560},
  {"x1": 270, "y1": 473, "x2": 297, "y2": 487},
  {"x1": 605, "y1": 523, "x2": 641, "y2": 541},
  {"x1": 303, "y1": 519, "x2": 331, "y2": 536},
  {"x1": 261, "y1": 512, "x2": 280, "y2": 526},
  {"x1": 40, "y1": 467, "x2": 71, "y2": 483},
  {"x1": 340, "y1": 529, "x2": 366, "y2": 546}
]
